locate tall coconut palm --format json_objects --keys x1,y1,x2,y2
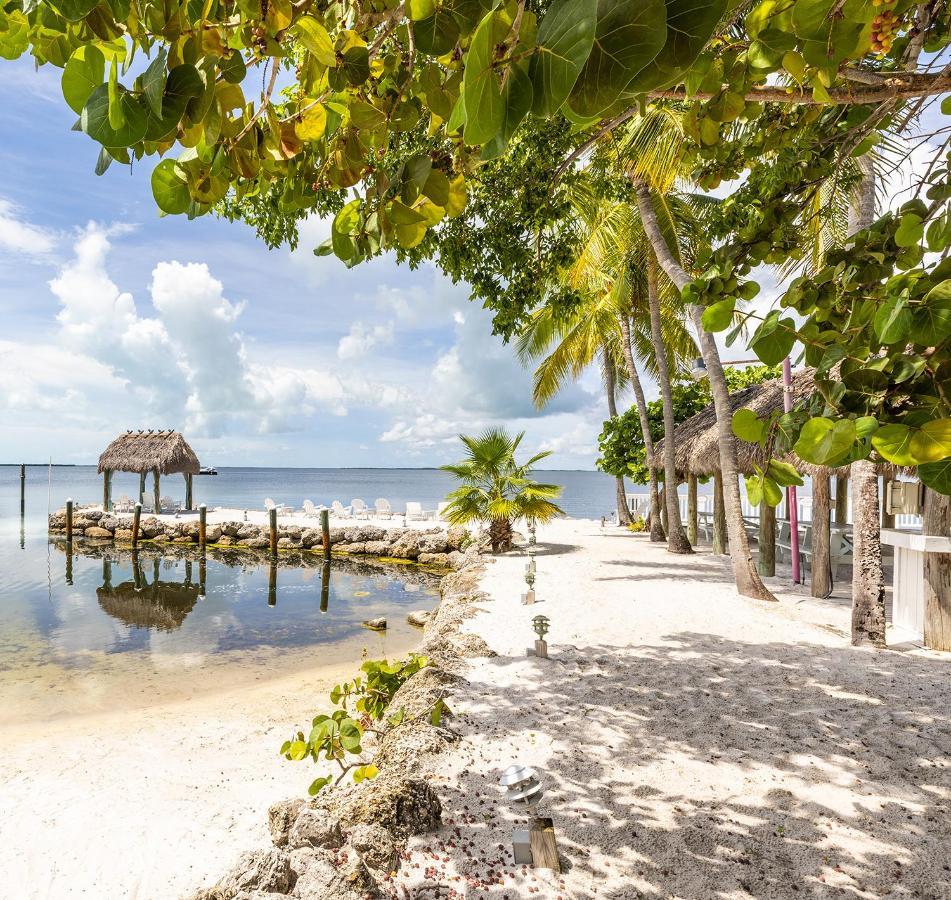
[
  {"x1": 440, "y1": 429, "x2": 564, "y2": 553},
  {"x1": 603, "y1": 345, "x2": 633, "y2": 526}
]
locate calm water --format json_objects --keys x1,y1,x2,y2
[{"x1": 0, "y1": 466, "x2": 616, "y2": 725}]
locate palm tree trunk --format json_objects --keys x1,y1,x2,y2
[
  {"x1": 848, "y1": 155, "x2": 886, "y2": 645},
  {"x1": 634, "y1": 181, "x2": 775, "y2": 601},
  {"x1": 618, "y1": 315, "x2": 665, "y2": 542},
  {"x1": 603, "y1": 350, "x2": 632, "y2": 527},
  {"x1": 646, "y1": 256, "x2": 691, "y2": 553},
  {"x1": 489, "y1": 518, "x2": 514, "y2": 554}
]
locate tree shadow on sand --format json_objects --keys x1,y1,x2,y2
[{"x1": 430, "y1": 633, "x2": 951, "y2": 899}]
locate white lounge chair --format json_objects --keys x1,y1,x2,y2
[
  {"x1": 303, "y1": 499, "x2": 320, "y2": 518},
  {"x1": 374, "y1": 498, "x2": 392, "y2": 519},
  {"x1": 351, "y1": 499, "x2": 370, "y2": 519},
  {"x1": 331, "y1": 500, "x2": 352, "y2": 519},
  {"x1": 405, "y1": 501, "x2": 426, "y2": 521},
  {"x1": 265, "y1": 497, "x2": 290, "y2": 515}
]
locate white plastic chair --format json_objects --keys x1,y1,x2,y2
[
  {"x1": 351, "y1": 499, "x2": 370, "y2": 519},
  {"x1": 264, "y1": 497, "x2": 276, "y2": 511},
  {"x1": 406, "y1": 501, "x2": 426, "y2": 521},
  {"x1": 331, "y1": 500, "x2": 352, "y2": 519},
  {"x1": 303, "y1": 499, "x2": 319, "y2": 518},
  {"x1": 374, "y1": 498, "x2": 392, "y2": 519}
]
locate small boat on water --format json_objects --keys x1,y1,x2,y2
[{"x1": 199, "y1": 466, "x2": 218, "y2": 475}]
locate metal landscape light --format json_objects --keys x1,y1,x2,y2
[
  {"x1": 690, "y1": 357, "x2": 707, "y2": 381},
  {"x1": 498, "y1": 765, "x2": 560, "y2": 871},
  {"x1": 531, "y1": 614, "x2": 550, "y2": 659}
]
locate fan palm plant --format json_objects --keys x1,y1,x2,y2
[{"x1": 440, "y1": 429, "x2": 564, "y2": 553}]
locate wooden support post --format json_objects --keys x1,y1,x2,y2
[
  {"x1": 103, "y1": 468, "x2": 112, "y2": 512},
  {"x1": 758, "y1": 501, "x2": 776, "y2": 576},
  {"x1": 320, "y1": 508, "x2": 331, "y2": 560},
  {"x1": 131, "y1": 502, "x2": 142, "y2": 547},
  {"x1": 713, "y1": 472, "x2": 728, "y2": 555},
  {"x1": 881, "y1": 477, "x2": 896, "y2": 529},
  {"x1": 65, "y1": 498, "x2": 73, "y2": 544},
  {"x1": 153, "y1": 469, "x2": 161, "y2": 514},
  {"x1": 923, "y1": 488, "x2": 951, "y2": 651},
  {"x1": 687, "y1": 473, "x2": 698, "y2": 546},
  {"x1": 19, "y1": 463, "x2": 25, "y2": 517},
  {"x1": 138, "y1": 472, "x2": 146, "y2": 507},
  {"x1": 185, "y1": 472, "x2": 193, "y2": 511},
  {"x1": 834, "y1": 475, "x2": 849, "y2": 524},
  {"x1": 269, "y1": 507, "x2": 278, "y2": 556},
  {"x1": 811, "y1": 474, "x2": 832, "y2": 598},
  {"x1": 529, "y1": 818, "x2": 560, "y2": 872},
  {"x1": 198, "y1": 504, "x2": 207, "y2": 550},
  {"x1": 320, "y1": 560, "x2": 331, "y2": 612},
  {"x1": 268, "y1": 561, "x2": 277, "y2": 607}
]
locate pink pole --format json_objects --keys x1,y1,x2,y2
[{"x1": 783, "y1": 357, "x2": 801, "y2": 584}]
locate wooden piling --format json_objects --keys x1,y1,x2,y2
[
  {"x1": 320, "y1": 508, "x2": 331, "y2": 560},
  {"x1": 269, "y1": 507, "x2": 278, "y2": 556},
  {"x1": 138, "y1": 472, "x2": 146, "y2": 507},
  {"x1": 268, "y1": 561, "x2": 277, "y2": 607},
  {"x1": 153, "y1": 469, "x2": 161, "y2": 514},
  {"x1": 687, "y1": 473, "x2": 698, "y2": 546},
  {"x1": 320, "y1": 560, "x2": 330, "y2": 612},
  {"x1": 758, "y1": 501, "x2": 776, "y2": 576},
  {"x1": 19, "y1": 463, "x2": 25, "y2": 517},
  {"x1": 185, "y1": 472, "x2": 193, "y2": 511},
  {"x1": 102, "y1": 468, "x2": 112, "y2": 512},
  {"x1": 65, "y1": 498, "x2": 73, "y2": 544},
  {"x1": 131, "y1": 502, "x2": 142, "y2": 547},
  {"x1": 198, "y1": 504, "x2": 207, "y2": 550}
]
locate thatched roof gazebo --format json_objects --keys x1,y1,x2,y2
[
  {"x1": 97, "y1": 557, "x2": 200, "y2": 630},
  {"x1": 98, "y1": 429, "x2": 201, "y2": 513}
]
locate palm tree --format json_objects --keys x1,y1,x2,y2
[
  {"x1": 603, "y1": 345, "x2": 633, "y2": 526},
  {"x1": 441, "y1": 429, "x2": 564, "y2": 553}
]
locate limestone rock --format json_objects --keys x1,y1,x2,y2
[
  {"x1": 446, "y1": 551, "x2": 466, "y2": 570},
  {"x1": 290, "y1": 848, "x2": 378, "y2": 899},
  {"x1": 417, "y1": 552, "x2": 450, "y2": 568},
  {"x1": 335, "y1": 542, "x2": 366, "y2": 554},
  {"x1": 286, "y1": 807, "x2": 343, "y2": 851},
  {"x1": 221, "y1": 522, "x2": 241, "y2": 537},
  {"x1": 277, "y1": 537, "x2": 298, "y2": 549},
  {"x1": 114, "y1": 528, "x2": 133, "y2": 542},
  {"x1": 328, "y1": 775, "x2": 441, "y2": 839},
  {"x1": 280, "y1": 525, "x2": 302, "y2": 541},
  {"x1": 84, "y1": 526, "x2": 113, "y2": 539},
  {"x1": 206, "y1": 525, "x2": 223, "y2": 543},
  {"x1": 99, "y1": 516, "x2": 120, "y2": 531},
  {"x1": 362, "y1": 618, "x2": 386, "y2": 631},
  {"x1": 86, "y1": 509, "x2": 104, "y2": 522},
  {"x1": 140, "y1": 518, "x2": 164, "y2": 538},
  {"x1": 406, "y1": 610, "x2": 432, "y2": 627},
  {"x1": 418, "y1": 535, "x2": 449, "y2": 555},
  {"x1": 363, "y1": 540, "x2": 391, "y2": 557},
  {"x1": 346, "y1": 823, "x2": 398, "y2": 873},
  {"x1": 389, "y1": 532, "x2": 420, "y2": 560},
  {"x1": 218, "y1": 535, "x2": 235, "y2": 546},
  {"x1": 446, "y1": 526, "x2": 468, "y2": 551},
  {"x1": 240, "y1": 537, "x2": 270, "y2": 550},
  {"x1": 268, "y1": 798, "x2": 309, "y2": 848},
  {"x1": 195, "y1": 849, "x2": 294, "y2": 900},
  {"x1": 237, "y1": 524, "x2": 261, "y2": 540},
  {"x1": 300, "y1": 529, "x2": 320, "y2": 549}
]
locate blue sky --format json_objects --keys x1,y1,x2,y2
[{"x1": 0, "y1": 59, "x2": 604, "y2": 468}]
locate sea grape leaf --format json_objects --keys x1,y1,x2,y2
[
  {"x1": 701, "y1": 297, "x2": 735, "y2": 332},
  {"x1": 871, "y1": 423, "x2": 916, "y2": 465},
  {"x1": 732, "y1": 408, "x2": 765, "y2": 444},
  {"x1": 62, "y1": 45, "x2": 105, "y2": 115},
  {"x1": 482, "y1": 62, "x2": 533, "y2": 159},
  {"x1": 151, "y1": 159, "x2": 191, "y2": 214},
  {"x1": 873, "y1": 296, "x2": 911, "y2": 344},
  {"x1": 82, "y1": 83, "x2": 148, "y2": 146},
  {"x1": 528, "y1": 0, "x2": 596, "y2": 117},
  {"x1": 749, "y1": 310, "x2": 796, "y2": 366},
  {"x1": 294, "y1": 17, "x2": 337, "y2": 68},
  {"x1": 919, "y1": 459, "x2": 951, "y2": 495},
  {"x1": 463, "y1": 11, "x2": 506, "y2": 145},
  {"x1": 767, "y1": 460, "x2": 804, "y2": 487},
  {"x1": 568, "y1": 0, "x2": 667, "y2": 119},
  {"x1": 795, "y1": 417, "x2": 855, "y2": 466},
  {"x1": 414, "y1": 8, "x2": 462, "y2": 56}
]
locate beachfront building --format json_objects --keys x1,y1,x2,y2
[{"x1": 97, "y1": 429, "x2": 201, "y2": 514}]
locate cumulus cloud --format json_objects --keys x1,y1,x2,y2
[
  {"x1": 338, "y1": 321, "x2": 394, "y2": 359},
  {"x1": 0, "y1": 197, "x2": 57, "y2": 257}
]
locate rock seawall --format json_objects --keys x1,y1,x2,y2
[
  {"x1": 48, "y1": 509, "x2": 471, "y2": 569},
  {"x1": 191, "y1": 548, "x2": 490, "y2": 900}
]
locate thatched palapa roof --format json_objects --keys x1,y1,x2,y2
[
  {"x1": 655, "y1": 369, "x2": 902, "y2": 479},
  {"x1": 98, "y1": 430, "x2": 200, "y2": 475}
]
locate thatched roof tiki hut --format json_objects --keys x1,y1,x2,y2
[
  {"x1": 98, "y1": 430, "x2": 201, "y2": 513},
  {"x1": 655, "y1": 370, "x2": 901, "y2": 600}
]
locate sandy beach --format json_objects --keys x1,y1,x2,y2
[
  {"x1": 389, "y1": 518, "x2": 951, "y2": 899},
  {"x1": 4, "y1": 517, "x2": 950, "y2": 899}
]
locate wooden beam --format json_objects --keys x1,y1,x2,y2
[
  {"x1": 529, "y1": 818, "x2": 560, "y2": 872},
  {"x1": 811, "y1": 475, "x2": 832, "y2": 598},
  {"x1": 758, "y1": 501, "x2": 775, "y2": 577},
  {"x1": 687, "y1": 473, "x2": 698, "y2": 546}
]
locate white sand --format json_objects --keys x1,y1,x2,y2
[
  {"x1": 0, "y1": 662, "x2": 373, "y2": 900},
  {"x1": 393, "y1": 518, "x2": 951, "y2": 899}
]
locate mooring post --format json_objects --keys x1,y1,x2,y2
[
  {"x1": 268, "y1": 561, "x2": 277, "y2": 607},
  {"x1": 103, "y1": 468, "x2": 112, "y2": 513},
  {"x1": 198, "y1": 503, "x2": 207, "y2": 550},
  {"x1": 185, "y1": 472, "x2": 193, "y2": 511},
  {"x1": 138, "y1": 472, "x2": 146, "y2": 507},
  {"x1": 131, "y1": 502, "x2": 142, "y2": 547},
  {"x1": 320, "y1": 560, "x2": 331, "y2": 612},
  {"x1": 19, "y1": 463, "x2": 25, "y2": 517},
  {"x1": 269, "y1": 507, "x2": 278, "y2": 556},
  {"x1": 320, "y1": 508, "x2": 331, "y2": 560},
  {"x1": 65, "y1": 498, "x2": 73, "y2": 544}
]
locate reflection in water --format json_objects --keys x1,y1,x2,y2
[
  {"x1": 321, "y1": 560, "x2": 330, "y2": 613},
  {"x1": 96, "y1": 556, "x2": 200, "y2": 632}
]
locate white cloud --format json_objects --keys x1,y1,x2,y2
[
  {"x1": 0, "y1": 197, "x2": 57, "y2": 257},
  {"x1": 337, "y1": 321, "x2": 394, "y2": 359}
]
